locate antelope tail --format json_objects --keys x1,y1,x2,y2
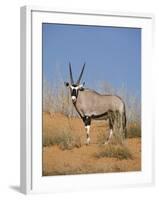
[{"x1": 122, "y1": 105, "x2": 127, "y2": 138}]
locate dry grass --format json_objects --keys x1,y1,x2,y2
[
  {"x1": 97, "y1": 131, "x2": 124, "y2": 146},
  {"x1": 43, "y1": 113, "x2": 81, "y2": 150},
  {"x1": 42, "y1": 113, "x2": 141, "y2": 175},
  {"x1": 97, "y1": 131, "x2": 107, "y2": 145},
  {"x1": 43, "y1": 131, "x2": 81, "y2": 150},
  {"x1": 127, "y1": 123, "x2": 141, "y2": 138},
  {"x1": 95, "y1": 144, "x2": 133, "y2": 160}
]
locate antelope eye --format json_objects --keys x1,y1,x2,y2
[{"x1": 64, "y1": 82, "x2": 69, "y2": 87}]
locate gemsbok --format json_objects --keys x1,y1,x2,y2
[{"x1": 65, "y1": 63, "x2": 127, "y2": 145}]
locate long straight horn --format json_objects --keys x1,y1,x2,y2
[
  {"x1": 69, "y1": 62, "x2": 74, "y2": 84},
  {"x1": 76, "y1": 63, "x2": 85, "y2": 84}
]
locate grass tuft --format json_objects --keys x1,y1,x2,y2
[
  {"x1": 127, "y1": 123, "x2": 141, "y2": 138},
  {"x1": 95, "y1": 144, "x2": 133, "y2": 160}
]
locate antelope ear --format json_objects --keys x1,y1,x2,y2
[
  {"x1": 79, "y1": 83, "x2": 85, "y2": 91},
  {"x1": 79, "y1": 87, "x2": 84, "y2": 91},
  {"x1": 64, "y1": 82, "x2": 69, "y2": 87}
]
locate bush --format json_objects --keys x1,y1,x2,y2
[
  {"x1": 95, "y1": 144, "x2": 133, "y2": 160},
  {"x1": 127, "y1": 123, "x2": 141, "y2": 138}
]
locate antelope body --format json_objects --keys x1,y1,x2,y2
[{"x1": 65, "y1": 63, "x2": 127, "y2": 145}]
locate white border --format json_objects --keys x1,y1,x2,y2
[{"x1": 20, "y1": 6, "x2": 154, "y2": 194}]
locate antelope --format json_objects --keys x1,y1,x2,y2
[{"x1": 65, "y1": 63, "x2": 127, "y2": 145}]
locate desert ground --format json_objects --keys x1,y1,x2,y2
[{"x1": 42, "y1": 112, "x2": 141, "y2": 176}]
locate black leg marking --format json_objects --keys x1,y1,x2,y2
[
  {"x1": 83, "y1": 116, "x2": 91, "y2": 145},
  {"x1": 83, "y1": 116, "x2": 91, "y2": 126}
]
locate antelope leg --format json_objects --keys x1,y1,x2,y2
[
  {"x1": 85, "y1": 125, "x2": 90, "y2": 145},
  {"x1": 83, "y1": 116, "x2": 91, "y2": 145}
]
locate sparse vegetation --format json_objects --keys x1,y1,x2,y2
[
  {"x1": 95, "y1": 144, "x2": 133, "y2": 160},
  {"x1": 127, "y1": 123, "x2": 141, "y2": 138},
  {"x1": 43, "y1": 130, "x2": 81, "y2": 150},
  {"x1": 42, "y1": 112, "x2": 141, "y2": 175},
  {"x1": 43, "y1": 78, "x2": 77, "y2": 116}
]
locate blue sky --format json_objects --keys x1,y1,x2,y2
[{"x1": 42, "y1": 23, "x2": 141, "y2": 95}]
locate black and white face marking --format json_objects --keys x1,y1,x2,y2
[
  {"x1": 64, "y1": 81, "x2": 85, "y2": 103},
  {"x1": 70, "y1": 84, "x2": 81, "y2": 103}
]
